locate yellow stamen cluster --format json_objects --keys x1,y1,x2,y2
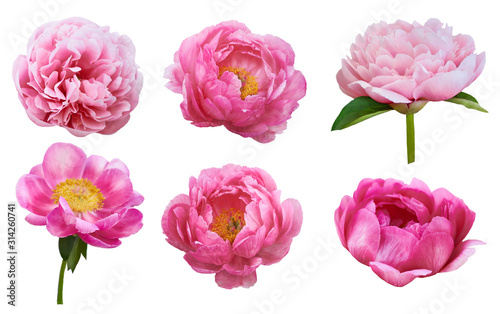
[
  {"x1": 219, "y1": 66, "x2": 258, "y2": 100},
  {"x1": 51, "y1": 178, "x2": 105, "y2": 213},
  {"x1": 210, "y1": 208, "x2": 246, "y2": 244}
]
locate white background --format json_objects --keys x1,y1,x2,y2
[{"x1": 1, "y1": 0, "x2": 499, "y2": 313}]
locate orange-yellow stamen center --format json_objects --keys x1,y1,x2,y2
[
  {"x1": 210, "y1": 208, "x2": 246, "y2": 244},
  {"x1": 219, "y1": 66, "x2": 258, "y2": 100},
  {"x1": 51, "y1": 178, "x2": 104, "y2": 213}
]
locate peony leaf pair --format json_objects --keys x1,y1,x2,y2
[{"x1": 332, "y1": 19, "x2": 487, "y2": 164}]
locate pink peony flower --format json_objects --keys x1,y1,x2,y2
[
  {"x1": 16, "y1": 142, "x2": 144, "y2": 248},
  {"x1": 337, "y1": 18, "x2": 485, "y2": 113},
  {"x1": 161, "y1": 164, "x2": 302, "y2": 288},
  {"x1": 335, "y1": 178, "x2": 484, "y2": 287},
  {"x1": 13, "y1": 17, "x2": 143, "y2": 136},
  {"x1": 165, "y1": 21, "x2": 306, "y2": 143}
]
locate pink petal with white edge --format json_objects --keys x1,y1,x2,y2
[
  {"x1": 441, "y1": 239, "x2": 485, "y2": 272},
  {"x1": 95, "y1": 168, "x2": 133, "y2": 209},
  {"x1": 16, "y1": 174, "x2": 54, "y2": 217},
  {"x1": 346, "y1": 208, "x2": 381, "y2": 265},
  {"x1": 46, "y1": 198, "x2": 78, "y2": 237},
  {"x1": 104, "y1": 158, "x2": 130, "y2": 176},
  {"x1": 42, "y1": 143, "x2": 87, "y2": 189},
  {"x1": 370, "y1": 261, "x2": 432, "y2": 287},
  {"x1": 215, "y1": 270, "x2": 257, "y2": 289}
]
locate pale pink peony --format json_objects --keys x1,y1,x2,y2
[
  {"x1": 337, "y1": 19, "x2": 485, "y2": 113},
  {"x1": 161, "y1": 164, "x2": 302, "y2": 288},
  {"x1": 165, "y1": 21, "x2": 306, "y2": 143},
  {"x1": 13, "y1": 17, "x2": 143, "y2": 136},
  {"x1": 16, "y1": 143, "x2": 144, "y2": 248},
  {"x1": 335, "y1": 178, "x2": 484, "y2": 287}
]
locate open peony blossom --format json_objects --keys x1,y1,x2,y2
[
  {"x1": 165, "y1": 21, "x2": 306, "y2": 143},
  {"x1": 16, "y1": 142, "x2": 144, "y2": 248},
  {"x1": 162, "y1": 164, "x2": 302, "y2": 288},
  {"x1": 335, "y1": 178, "x2": 484, "y2": 287},
  {"x1": 336, "y1": 18, "x2": 485, "y2": 114},
  {"x1": 13, "y1": 17, "x2": 143, "y2": 136}
]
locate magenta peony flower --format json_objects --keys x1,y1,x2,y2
[
  {"x1": 335, "y1": 178, "x2": 484, "y2": 287},
  {"x1": 16, "y1": 142, "x2": 144, "y2": 248},
  {"x1": 13, "y1": 17, "x2": 143, "y2": 136},
  {"x1": 165, "y1": 21, "x2": 306, "y2": 143},
  {"x1": 337, "y1": 18, "x2": 485, "y2": 114},
  {"x1": 161, "y1": 164, "x2": 302, "y2": 288}
]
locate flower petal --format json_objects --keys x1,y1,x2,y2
[
  {"x1": 441, "y1": 239, "x2": 485, "y2": 272},
  {"x1": 42, "y1": 143, "x2": 87, "y2": 189},
  {"x1": 16, "y1": 174, "x2": 54, "y2": 216},
  {"x1": 215, "y1": 270, "x2": 257, "y2": 289},
  {"x1": 346, "y1": 208, "x2": 381, "y2": 265},
  {"x1": 369, "y1": 261, "x2": 432, "y2": 287},
  {"x1": 94, "y1": 168, "x2": 133, "y2": 209}
]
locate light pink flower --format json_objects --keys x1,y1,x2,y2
[
  {"x1": 337, "y1": 19, "x2": 485, "y2": 113},
  {"x1": 161, "y1": 164, "x2": 302, "y2": 288},
  {"x1": 165, "y1": 21, "x2": 306, "y2": 143},
  {"x1": 13, "y1": 17, "x2": 143, "y2": 136},
  {"x1": 16, "y1": 143, "x2": 143, "y2": 248},
  {"x1": 335, "y1": 178, "x2": 484, "y2": 287}
]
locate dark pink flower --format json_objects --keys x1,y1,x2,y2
[
  {"x1": 161, "y1": 164, "x2": 302, "y2": 288},
  {"x1": 165, "y1": 21, "x2": 306, "y2": 143},
  {"x1": 16, "y1": 143, "x2": 143, "y2": 248},
  {"x1": 13, "y1": 17, "x2": 143, "y2": 136},
  {"x1": 335, "y1": 178, "x2": 483, "y2": 287}
]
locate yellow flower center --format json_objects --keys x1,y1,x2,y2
[
  {"x1": 210, "y1": 208, "x2": 246, "y2": 244},
  {"x1": 51, "y1": 178, "x2": 105, "y2": 213},
  {"x1": 219, "y1": 66, "x2": 258, "y2": 100}
]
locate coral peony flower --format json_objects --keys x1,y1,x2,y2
[
  {"x1": 336, "y1": 18, "x2": 485, "y2": 114},
  {"x1": 335, "y1": 178, "x2": 484, "y2": 287},
  {"x1": 16, "y1": 142, "x2": 144, "y2": 248},
  {"x1": 165, "y1": 21, "x2": 306, "y2": 143},
  {"x1": 13, "y1": 17, "x2": 143, "y2": 136},
  {"x1": 161, "y1": 164, "x2": 302, "y2": 288}
]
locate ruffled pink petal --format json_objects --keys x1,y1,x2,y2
[
  {"x1": 16, "y1": 174, "x2": 54, "y2": 216},
  {"x1": 256, "y1": 237, "x2": 293, "y2": 265},
  {"x1": 94, "y1": 168, "x2": 133, "y2": 209},
  {"x1": 121, "y1": 191, "x2": 144, "y2": 207},
  {"x1": 162, "y1": 194, "x2": 194, "y2": 252},
  {"x1": 42, "y1": 143, "x2": 87, "y2": 189},
  {"x1": 369, "y1": 261, "x2": 432, "y2": 287},
  {"x1": 215, "y1": 270, "x2": 257, "y2": 289},
  {"x1": 232, "y1": 226, "x2": 266, "y2": 258},
  {"x1": 222, "y1": 255, "x2": 262, "y2": 276},
  {"x1": 346, "y1": 208, "x2": 381, "y2": 265},
  {"x1": 441, "y1": 239, "x2": 485, "y2": 272}
]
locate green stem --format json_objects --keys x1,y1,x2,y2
[
  {"x1": 57, "y1": 259, "x2": 66, "y2": 305},
  {"x1": 406, "y1": 114, "x2": 415, "y2": 164}
]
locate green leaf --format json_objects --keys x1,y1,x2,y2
[
  {"x1": 66, "y1": 236, "x2": 88, "y2": 273},
  {"x1": 58, "y1": 236, "x2": 76, "y2": 261},
  {"x1": 332, "y1": 96, "x2": 394, "y2": 131},
  {"x1": 445, "y1": 92, "x2": 488, "y2": 113}
]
